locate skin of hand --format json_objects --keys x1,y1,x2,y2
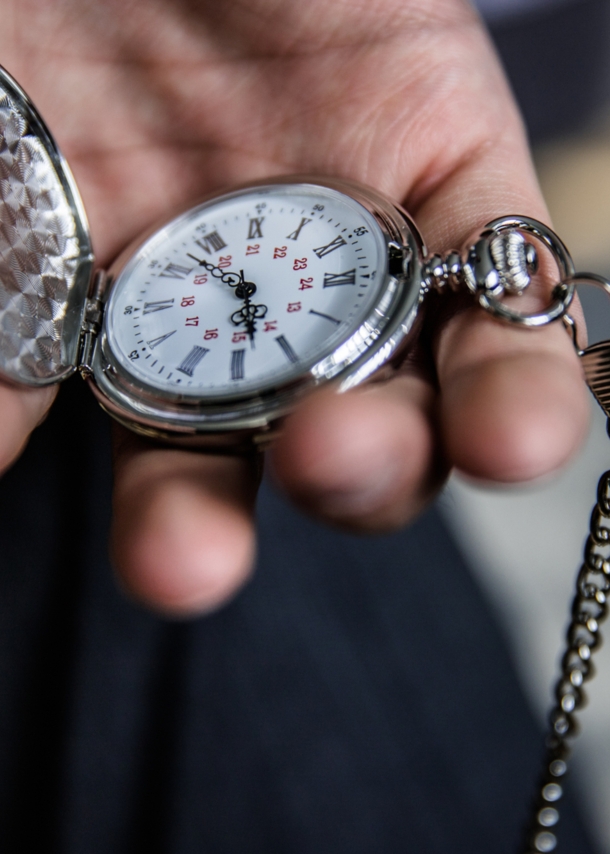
[{"x1": 0, "y1": 0, "x2": 590, "y2": 615}]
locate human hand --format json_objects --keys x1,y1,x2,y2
[{"x1": 0, "y1": 0, "x2": 589, "y2": 614}]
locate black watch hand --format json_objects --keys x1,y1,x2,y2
[
  {"x1": 231, "y1": 272, "x2": 267, "y2": 348},
  {"x1": 186, "y1": 255, "x2": 267, "y2": 346},
  {"x1": 186, "y1": 253, "x2": 247, "y2": 291}
]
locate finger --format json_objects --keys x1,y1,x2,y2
[
  {"x1": 273, "y1": 16, "x2": 590, "y2": 525},
  {"x1": 270, "y1": 374, "x2": 446, "y2": 532},
  {"x1": 436, "y1": 309, "x2": 588, "y2": 483},
  {"x1": 0, "y1": 382, "x2": 56, "y2": 474},
  {"x1": 416, "y1": 138, "x2": 590, "y2": 483},
  {"x1": 111, "y1": 429, "x2": 259, "y2": 616}
]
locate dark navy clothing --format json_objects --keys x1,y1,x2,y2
[{"x1": 0, "y1": 379, "x2": 596, "y2": 853}]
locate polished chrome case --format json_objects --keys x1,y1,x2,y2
[{"x1": 88, "y1": 176, "x2": 426, "y2": 444}]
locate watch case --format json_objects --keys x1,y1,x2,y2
[{"x1": 0, "y1": 66, "x2": 425, "y2": 443}]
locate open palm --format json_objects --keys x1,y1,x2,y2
[{"x1": 0, "y1": 0, "x2": 588, "y2": 613}]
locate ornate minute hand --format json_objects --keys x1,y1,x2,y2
[
  {"x1": 186, "y1": 253, "x2": 243, "y2": 290},
  {"x1": 186, "y1": 254, "x2": 268, "y2": 346}
]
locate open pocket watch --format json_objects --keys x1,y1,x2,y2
[
  {"x1": 5, "y1": 64, "x2": 610, "y2": 853},
  {"x1": 0, "y1": 65, "x2": 582, "y2": 450}
]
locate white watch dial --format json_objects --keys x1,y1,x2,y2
[{"x1": 105, "y1": 183, "x2": 387, "y2": 398}]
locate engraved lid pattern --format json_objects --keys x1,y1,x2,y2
[{"x1": 0, "y1": 70, "x2": 92, "y2": 385}]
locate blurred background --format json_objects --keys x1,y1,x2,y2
[{"x1": 449, "y1": 0, "x2": 610, "y2": 850}]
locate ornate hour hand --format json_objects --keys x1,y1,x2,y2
[
  {"x1": 230, "y1": 271, "x2": 267, "y2": 346},
  {"x1": 231, "y1": 292, "x2": 268, "y2": 347}
]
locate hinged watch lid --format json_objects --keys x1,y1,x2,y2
[{"x1": 0, "y1": 66, "x2": 93, "y2": 386}]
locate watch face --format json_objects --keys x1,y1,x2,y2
[{"x1": 103, "y1": 182, "x2": 390, "y2": 400}]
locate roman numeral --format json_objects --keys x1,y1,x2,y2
[
  {"x1": 143, "y1": 299, "x2": 174, "y2": 315},
  {"x1": 275, "y1": 335, "x2": 298, "y2": 364},
  {"x1": 309, "y1": 309, "x2": 340, "y2": 325},
  {"x1": 194, "y1": 230, "x2": 227, "y2": 255},
  {"x1": 159, "y1": 263, "x2": 193, "y2": 280},
  {"x1": 231, "y1": 349, "x2": 245, "y2": 380},
  {"x1": 286, "y1": 217, "x2": 312, "y2": 241},
  {"x1": 247, "y1": 217, "x2": 264, "y2": 239},
  {"x1": 176, "y1": 345, "x2": 209, "y2": 377},
  {"x1": 147, "y1": 330, "x2": 176, "y2": 349},
  {"x1": 322, "y1": 268, "x2": 356, "y2": 287},
  {"x1": 313, "y1": 235, "x2": 347, "y2": 258}
]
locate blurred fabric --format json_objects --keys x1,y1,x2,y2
[
  {"x1": 486, "y1": 0, "x2": 610, "y2": 142},
  {"x1": 477, "y1": 0, "x2": 584, "y2": 25},
  {"x1": 0, "y1": 381, "x2": 595, "y2": 854}
]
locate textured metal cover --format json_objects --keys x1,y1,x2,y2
[
  {"x1": 581, "y1": 340, "x2": 610, "y2": 417},
  {"x1": 0, "y1": 67, "x2": 93, "y2": 386}
]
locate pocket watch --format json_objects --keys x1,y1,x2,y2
[
  {"x1": 3, "y1": 62, "x2": 610, "y2": 854},
  {"x1": 0, "y1": 65, "x2": 581, "y2": 450}
]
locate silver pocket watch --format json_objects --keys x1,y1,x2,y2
[
  {"x1": 3, "y1": 64, "x2": 610, "y2": 852},
  {"x1": 0, "y1": 65, "x2": 581, "y2": 451}
]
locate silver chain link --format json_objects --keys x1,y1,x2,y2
[
  {"x1": 421, "y1": 218, "x2": 610, "y2": 852},
  {"x1": 521, "y1": 460, "x2": 610, "y2": 853}
]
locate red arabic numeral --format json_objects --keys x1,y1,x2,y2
[
  {"x1": 293, "y1": 257, "x2": 307, "y2": 270},
  {"x1": 181, "y1": 296, "x2": 195, "y2": 307},
  {"x1": 274, "y1": 246, "x2": 287, "y2": 259},
  {"x1": 218, "y1": 255, "x2": 233, "y2": 269},
  {"x1": 245, "y1": 244, "x2": 260, "y2": 256},
  {"x1": 194, "y1": 274, "x2": 208, "y2": 285},
  {"x1": 287, "y1": 302, "x2": 302, "y2": 313},
  {"x1": 232, "y1": 332, "x2": 247, "y2": 343},
  {"x1": 298, "y1": 277, "x2": 313, "y2": 291},
  {"x1": 185, "y1": 317, "x2": 199, "y2": 327},
  {"x1": 263, "y1": 320, "x2": 278, "y2": 332},
  {"x1": 204, "y1": 328, "x2": 219, "y2": 340}
]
